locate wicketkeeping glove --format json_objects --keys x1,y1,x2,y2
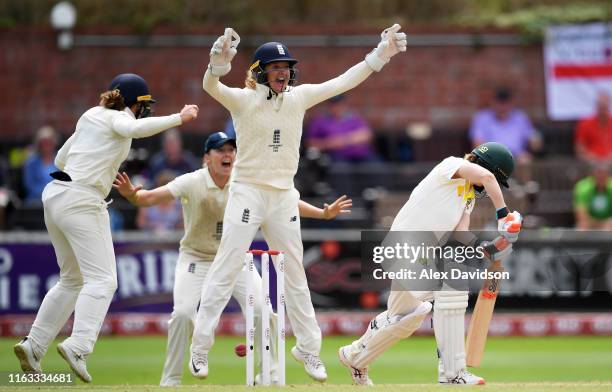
[
  {"x1": 497, "y1": 211, "x2": 522, "y2": 243},
  {"x1": 209, "y1": 27, "x2": 241, "y2": 77},
  {"x1": 365, "y1": 23, "x2": 407, "y2": 72}
]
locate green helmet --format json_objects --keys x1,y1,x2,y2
[{"x1": 471, "y1": 142, "x2": 514, "y2": 188}]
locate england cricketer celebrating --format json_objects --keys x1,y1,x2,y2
[
  {"x1": 13, "y1": 74, "x2": 199, "y2": 383},
  {"x1": 112, "y1": 132, "x2": 352, "y2": 386},
  {"x1": 189, "y1": 25, "x2": 407, "y2": 381},
  {"x1": 338, "y1": 142, "x2": 522, "y2": 385}
]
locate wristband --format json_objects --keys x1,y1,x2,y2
[
  {"x1": 496, "y1": 207, "x2": 509, "y2": 220},
  {"x1": 365, "y1": 50, "x2": 387, "y2": 72}
]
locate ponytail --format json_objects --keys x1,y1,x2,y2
[
  {"x1": 244, "y1": 69, "x2": 257, "y2": 90},
  {"x1": 99, "y1": 89, "x2": 126, "y2": 110}
]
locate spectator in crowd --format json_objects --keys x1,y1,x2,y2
[
  {"x1": 469, "y1": 87, "x2": 541, "y2": 163},
  {"x1": 575, "y1": 91, "x2": 612, "y2": 162},
  {"x1": 22, "y1": 126, "x2": 58, "y2": 202},
  {"x1": 306, "y1": 94, "x2": 376, "y2": 162},
  {"x1": 574, "y1": 163, "x2": 612, "y2": 230},
  {"x1": 136, "y1": 170, "x2": 183, "y2": 232},
  {"x1": 149, "y1": 128, "x2": 199, "y2": 180}
]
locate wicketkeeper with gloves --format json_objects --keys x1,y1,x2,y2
[
  {"x1": 189, "y1": 25, "x2": 407, "y2": 382},
  {"x1": 338, "y1": 141, "x2": 523, "y2": 385}
]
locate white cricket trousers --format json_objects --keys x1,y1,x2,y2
[
  {"x1": 192, "y1": 182, "x2": 321, "y2": 355},
  {"x1": 344, "y1": 288, "x2": 434, "y2": 366},
  {"x1": 28, "y1": 181, "x2": 117, "y2": 358},
  {"x1": 160, "y1": 252, "x2": 277, "y2": 386}
]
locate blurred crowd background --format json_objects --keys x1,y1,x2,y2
[{"x1": 0, "y1": 0, "x2": 611, "y2": 234}]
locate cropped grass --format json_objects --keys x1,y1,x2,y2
[{"x1": 1, "y1": 335, "x2": 611, "y2": 390}]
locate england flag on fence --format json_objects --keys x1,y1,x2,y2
[{"x1": 544, "y1": 23, "x2": 612, "y2": 120}]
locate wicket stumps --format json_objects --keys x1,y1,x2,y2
[{"x1": 245, "y1": 250, "x2": 286, "y2": 386}]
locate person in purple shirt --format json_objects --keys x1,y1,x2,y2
[
  {"x1": 22, "y1": 126, "x2": 58, "y2": 202},
  {"x1": 306, "y1": 94, "x2": 376, "y2": 162},
  {"x1": 469, "y1": 87, "x2": 541, "y2": 163}
]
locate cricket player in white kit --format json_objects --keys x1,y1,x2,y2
[
  {"x1": 113, "y1": 132, "x2": 352, "y2": 386},
  {"x1": 338, "y1": 142, "x2": 522, "y2": 385},
  {"x1": 13, "y1": 73, "x2": 199, "y2": 383},
  {"x1": 189, "y1": 25, "x2": 407, "y2": 381}
]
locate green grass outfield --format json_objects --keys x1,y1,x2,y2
[{"x1": 1, "y1": 336, "x2": 612, "y2": 391}]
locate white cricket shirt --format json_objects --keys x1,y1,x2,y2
[
  {"x1": 166, "y1": 167, "x2": 229, "y2": 261},
  {"x1": 392, "y1": 157, "x2": 476, "y2": 231},
  {"x1": 55, "y1": 106, "x2": 182, "y2": 197},
  {"x1": 203, "y1": 61, "x2": 373, "y2": 189}
]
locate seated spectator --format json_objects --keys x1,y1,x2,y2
[
  {"x1": 574, "y1": 163, "x2": 612, "y2": 230},
  {"x1": 149, "y1": 128, "x2": 199, "y2": 180},
  {"x1": 306, "y1": 94, "x2": 376, "y2": 162},
  {"x1": 22, "y1": 126, "x2": 58, "y2": 202},
  {"x1": 469, "y1": 87, "x2": 541, "y2": 163},
  {"x1": 136, "y1": 171, "x2": 183, "y2": 233},
  {"x1": 575, "y1": 91, "x2": 612, "y2": 162}
]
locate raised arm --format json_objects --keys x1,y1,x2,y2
[
  {"x1": 112, "y1": 172, "x2": 175, "y2": 207},
  {"x1": 297, "y1": 24, "x2": 407, "y2": 109},
  {"x1": 203, "y1": 70, "x2": 248, "y2": 114},
  {"x1": 203, "y1": 28, "x2": 248, "y2": 113},
  {"x1": 111, "y1": 105, "x2": 198, "y2": 139},
  {"x1": 297, "y1": 63, "x2": 374, "y2": 110},
  {"x1": 298, "y1": 195, "x2": 352, "y2": 220}
]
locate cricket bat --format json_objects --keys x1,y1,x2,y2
[
  {"x1": 466, "y1": 214, "x2": 521, "y2": 367},
  {"x1": 465, "y1": 257, "x2": 504, "y2": 367}
]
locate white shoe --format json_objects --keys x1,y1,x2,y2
[
  {"x1": 14, "y1": 337, "x2": 42, "y2": 373},
  {"x1": 438, "y1": 360, "x2": 485, "y2": 385},
  {"x1": 189, "y1": 350, "x2": 208, "y2": 379},
  {"x1": 57, "y1": 342, "x2": 92, "y2": 383},
  {"x1": 255, "y1": 372, "x2": 279, "y2": 385},
  {"x1": 338, "y1": 345, "x2": 373, "y2": 386},
  {"x1": 159, "y1": 379, "x2": 181, "y2": 387},
  {"x1": 291, "y1": 346, "x2": 327, "y2": 382}
]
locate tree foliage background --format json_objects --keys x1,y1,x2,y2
[{"x1": 1, "y1": 0, "x2": 611, "y2": 40}]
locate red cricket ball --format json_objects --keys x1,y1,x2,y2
[{"x1": 234, "y1": 343, "x2": 247, "y2": 357}]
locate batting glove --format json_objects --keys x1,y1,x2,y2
[
  {"x1": 209, "y1": 27, "x2": 240, "y2": 77},
  {"x1": 497, "y1": 210, "x2": 522, "y2": 243},
  {"x1": 480, "y1": 236, "x2": 513, "y2": 263},
  {"x1": 365, "y1": 23, "x2": 407, "y2": 72}
]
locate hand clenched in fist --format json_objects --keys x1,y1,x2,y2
[{"x1": 180, "y1": 104, "x2": 199, "y2": 124}]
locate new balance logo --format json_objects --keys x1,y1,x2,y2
[
  {"x1": 242, "y1": 208, "x2": 250, "y2": 223},
  {"x1": 214, "y1": 221, "x2": 223, "y2": 240},
  {"x1": 269, "y1": 129, "x2": 282, "y2": 152},
  {"x1": 370, "y1": 319, "x2": 378, "y2": 330},
  {"x1": 188, "y1": 263, "x2": 196, "y2": 274},
  {"x1": 290, "y1": 216, "x2": 297, "y2": 222}
]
